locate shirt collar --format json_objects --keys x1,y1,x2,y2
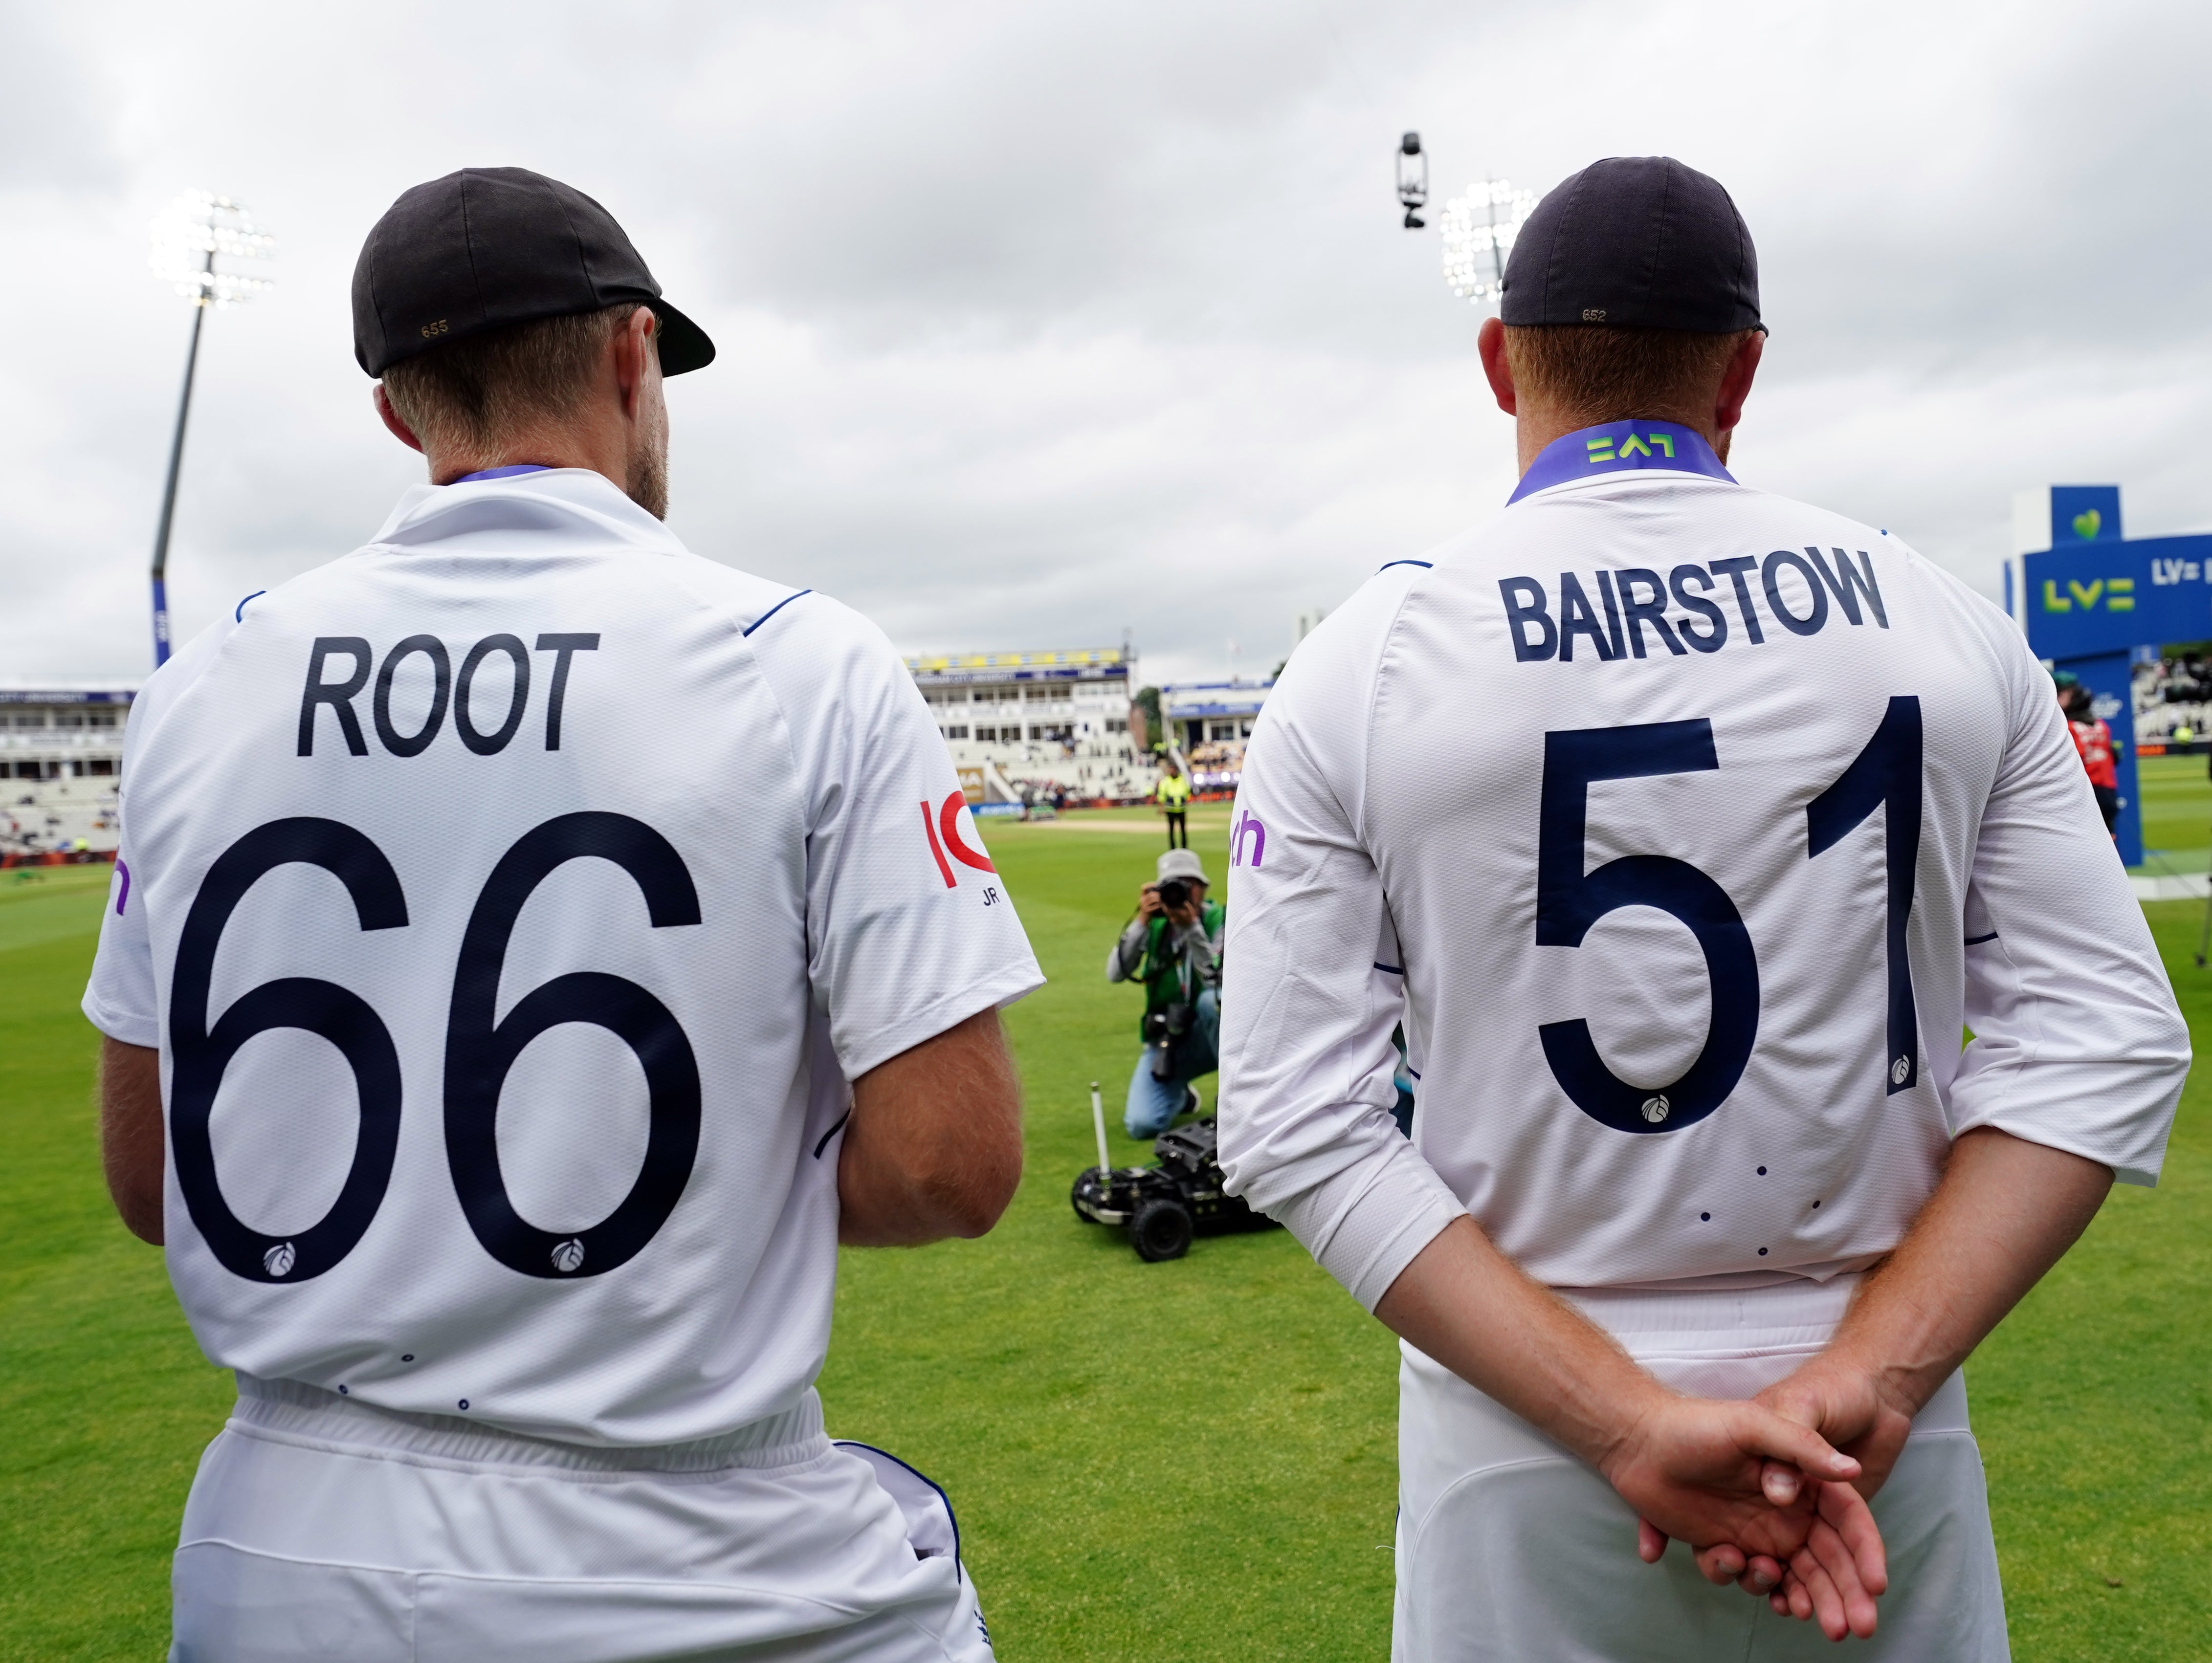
[
  {"x1": 369, "y1": 466, "x2": 685, "y2": 556},
  {"x1": 1506, "y1": 419, "x2": 1735, "y2": 505},
  {"x1": 448, "y1": 462, "x2": 554, "y2": 483}
]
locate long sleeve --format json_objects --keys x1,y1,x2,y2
[
  {"x1": 1106, "y1": 918, "x2": 1149, "y2": 983},
  {"x1": 1945, "y1": 635, "x2": 2189, "y2": 1185},
  {"x1": 1175, "y1": 915, "x2": 1221, "y2": 985},
  {"x1": 1216, "y1": 571, "x2": 1465, "y2": 1310}
]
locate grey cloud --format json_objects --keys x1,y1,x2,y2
[
  {"x1": 0, "y1": 8, "x2": 122, "y2": 189},
  {"x1": 2, "y1": 0, "x2": 2210, "y2": 689}
]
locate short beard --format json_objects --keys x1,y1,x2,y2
[{"x1": 626, "y1": 431, "x2": 669, "y2": 521}]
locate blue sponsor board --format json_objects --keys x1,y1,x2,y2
[
  {"x1": 2016, "y1": 486, "x2": 2212, "y2": 660},
  {"x1": 2009, "y1": 485, "x2": 2212, "y2": 867}
]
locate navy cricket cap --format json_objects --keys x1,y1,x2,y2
[
  {"x1": 1501, "y1": 157, "x2": 1760, "y2": 333},
  {"x1": 352, "y1": 167, "x2": 715, "y2": 378}
]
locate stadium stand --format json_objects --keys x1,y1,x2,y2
[
  {"x1": 1161, "y1": 680, "x2": 1273, "y2": 793},
  {"x1": 0, "y1": 683, "x2": 131, "y2": 860},
  {"x1": 908, "y1": 647, "x2": 1157, "y2": 804},
  {"x1": 2136, "y1": 652, "x2": 2212, "y2": 745}
]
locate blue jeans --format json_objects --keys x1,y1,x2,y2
[{"x1": 1124, "y1": 987, "x2": 1220, "y2": 1138}]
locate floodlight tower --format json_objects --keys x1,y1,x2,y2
[
  {"x1": 145, "y1": 191, "x2": 275, "y2": 666},
  {"x1": 1439, "y1": 179, "x2": 1536, "y2": 307}
]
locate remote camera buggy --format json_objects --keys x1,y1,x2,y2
[{"x1": 1070, "y1": 1083, "x2": 1278, "y2": 1261}]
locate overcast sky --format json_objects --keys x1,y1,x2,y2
[{"x1": 4, "y1": 0, "x2": 2208, "y2": 689}]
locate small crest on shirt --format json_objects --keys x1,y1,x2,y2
[
  {"x1": 263, "y1": 1241, "x2": 297, "y2": 1278},
  {"x1": 551, "y1": 1238, "x2": 586, "y2": 1274}
]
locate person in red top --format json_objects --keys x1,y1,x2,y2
[{"x1": 2057, "y1": 673, "x2": 2120, "y2": 832}]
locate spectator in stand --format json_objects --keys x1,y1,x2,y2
[
  {"x1": 1155, "y1": 758, "x2": 1191, "y2": 848},
  {"x1": 2057, "y1": 672, "x2": 2120, "y2": 834}
]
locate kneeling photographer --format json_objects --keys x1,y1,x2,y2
[{"x1": 1107, "y1": 849, "x2": 1224, "y2": 1139}]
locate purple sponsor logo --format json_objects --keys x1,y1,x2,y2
[
  {"x1": 114, "y1": 859, "x2": 131, "y2": 916},
  {"x1": 1231, "y1": 809, "x2": 1266, "y2": 869}
]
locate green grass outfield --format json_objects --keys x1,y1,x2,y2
[
  {"x1": 2138, "y1": 751, "x2": 2212, "y2": 875},
  {"x1": 2, "y1": 799, "x2": 2208, "y2": 1660}
]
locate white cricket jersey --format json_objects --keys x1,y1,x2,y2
[
  {"x1": 84, "y1": 468, "x2": 1042, "y2": 1446},
  {"x1": 1217, "y1": 420, "x2": 2188, "y2": 1307}
]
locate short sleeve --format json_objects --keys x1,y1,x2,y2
[
  {"x1": 750, "y1": 597, "x2": 1043, "y2": 1080},
  {"x1": 83, "y1": 844, "x2": 157, "y2": 1046},
  {"x1": 80, "y1": 614, "x2": 236, "y2": 1050},
  {"x1": 1947, "y1": 636, "x2": 2189, "y2": 1185}
]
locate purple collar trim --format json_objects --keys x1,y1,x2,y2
[
  {"x1": 1506, "y1": 420, "x2": 1733, "y2": 505},
  {"x1": 449, "y1": 463, "x2": 555, "y2": 484}
]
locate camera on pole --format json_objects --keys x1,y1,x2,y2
[{"x1": 1396, "y1": 131, "x2": 1428, "y2": 229}]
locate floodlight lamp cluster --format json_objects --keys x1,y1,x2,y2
[
  {"x1": 148, "y1": 190, "x2": 276, "y2": 307},
  {"x1": 1439, "y1": 179, "x2": 1536, "y2": 306}
]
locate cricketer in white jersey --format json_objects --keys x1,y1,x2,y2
[
  {"x1": 85, "y1": 168, "x2": 1039, "y2": 1662},
  {"x1": 1222, "y1": 419, "x2": 2188, "y2": 1658},
  {"x1": 1218, "y1": 157, "x2": 2187, "y2": 1661}
]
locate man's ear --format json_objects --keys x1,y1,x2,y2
[
  {"x1": 1713, "y1": 329, "x2": 1764, "y2": 436},
  {"x1": 373, "y1": 384, "x2": 424, "y2": 454},
  {"x1": 612, "y1": 306, "x2": 660, "y2": 417},
  {"x1": 1478, "y1": 316, "x2": 1517, "y2": 416}
]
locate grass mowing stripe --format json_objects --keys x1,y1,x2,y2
[
  {"x1": 1969, "y1": 896, "x2": 2212, "y2": 1658},
  {"x1": 0, "y1": 866, "x2": 117, "y2": 956},
  {"x1": 0, "y1": 895, "x2": 232, "y2": 1663},
  {"x1": 2137, "y1": 754, "x2": 2212, "y2": 866},
  {"x1": 821, "y1": 814, "x2": 1397, "y2": 1659}
]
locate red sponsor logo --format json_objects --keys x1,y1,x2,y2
[{"x1": 922, "y1": 790, "x2": 995, "y2": 888}]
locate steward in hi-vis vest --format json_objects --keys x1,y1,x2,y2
[{"x1": 1155, "y1": 762, "x2": 1192, "y2": 849}]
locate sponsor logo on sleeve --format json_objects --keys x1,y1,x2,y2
[
  {"x1": 923, "y1": 790, "x2": 997, "y2": 889},
  {"x1": 1230, "y1": 809, "x2": 1267, "y2": 869}
]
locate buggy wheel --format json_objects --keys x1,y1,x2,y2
[
  {"x1": 1071, "y1": 1170, "x2": 1100, "y2": 1222},
  {"x1": 1131, "y1": 1197, "x2": 1193, "y2": 1262}
]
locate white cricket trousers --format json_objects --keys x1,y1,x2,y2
[
  {"x1": 1393, "y1": 1275, "x2": 2009, "y2": 1662},
  {"x1": 169, "y1": 1376, "x2": 993, "y2": 1663}
]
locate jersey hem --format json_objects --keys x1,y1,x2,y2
[
  {"x1": 232, "y1": 1374, "x2": 834, "y2": 1474},
  {"x1": 170, "y1": 1537, "x2": 903, "y2": 1620}
]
